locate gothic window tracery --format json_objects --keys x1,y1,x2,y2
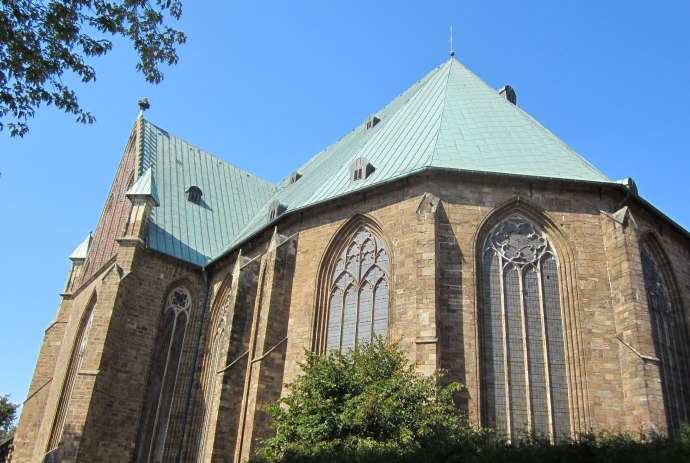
[
  {"x1": 480, "y1": 215, "x2": 570, "y2": 440},
  {"x1": 198, "y1": 291, "x2": 230, "y2": 460},
  {"x1": 47, "y1": 295, "x2": 96, "y2": 451},
  {"x1": 640, "y1": 242, "x2": 689, "y2": 430},
  {"x1": 326, "y1": 226, "x2": 390, "y2": 352},
  {"x1": 138, "y1": 286, "x2": 192, "y2": 463}
]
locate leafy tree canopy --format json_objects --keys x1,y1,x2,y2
[
  {"x1": 0, "y1": 0, "x2": 186, "y2": 136},
  {"x1": 0, "y1": 394, "x2": 18, "y2": 442},
  {"x1": 259, "y1": 338, "x2": 478, "y2": 461}
]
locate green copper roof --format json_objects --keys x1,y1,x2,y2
[
  {"x1": 121, "y1": 58, "x2": 613, "y2": 266},
  {"x1": 70, "y1": 233, "x2": 92, "y2": 260},
  {"x1": 138, "y1": 119, "x2": 277, "y2": 266},
  {"x1": 217, "y1": 58, "x2": 611, "y2": 256},
  {"x1": 126, "y1": 167, "x2": 159, "y2": 205}
]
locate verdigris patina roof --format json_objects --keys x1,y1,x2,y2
[
  {"x1": 216, "y1": 57, "x2": 611, "y2": 258},
  {"x1": 137, "y1": 118, "x2": 277, "y2": 266},
  {"x1": 102, "y1": 57, "x2": 618, "y2": 267}
]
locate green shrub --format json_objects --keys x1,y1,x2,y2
[
  {"x1": 257, "y1": 337, "x2": 479, "y2": 461},
  {"x1": 251, "y1": 338, "x2": 690, "y2": 463}
]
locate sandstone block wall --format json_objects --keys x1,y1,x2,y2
[{"x1": 14, "y1": 172, "x2": 690, "y2": 463}]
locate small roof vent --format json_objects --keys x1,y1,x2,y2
[
  {"x1": 616, "y1": 177, "x2": 638, "y2": 196},
  {"x1": 186, "y1": 186, "x2": 202, "y2": 204},
  {"x1": 289, "y1": 171, "x2": 302, "y2": 184},
  {"x1": 365, "y1": 115, "x2": 380, "y2": 130},
  {"x1": 350, "y1": 157, "x2": 375, "y2": 183},
  {"x1": 268, "y1": 199, "x2": 287, "y2": 221},
  {"x1": 498, "y1": 85, "x2": 517, "y2": 105}
]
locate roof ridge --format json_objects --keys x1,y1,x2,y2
[
  {"x1": 136, "y1": 114, "x2": 145, "y2": 176},
  {"x1": 428, "y1": 59, "x2": 454, "y2": 168},
  {"x1": 517, "y1": 109, "x2": 609, "y2": 180}
]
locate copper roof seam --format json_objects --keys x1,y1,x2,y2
[
  {"x1": 372, "y1": 67, "x2": 443, "y2": 176},
  {"x1": 429, "y1": 59, "x2": 454, "y2": 167}
]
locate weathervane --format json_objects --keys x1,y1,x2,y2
[{"x1": 449, "y1": 25, "x2": 455, "y2": 57}]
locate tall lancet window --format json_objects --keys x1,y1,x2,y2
[
  {"x1": 47, "y1": 295, "x2": 96, "y2": 451},
  {"x1": 326, "y1": 226, "x2": 390, "y2": 352},
  {"x1": 480, "y1": 215, "x2": 570, "y2": 440},
  {"x1": 198, "y1": 309, "x2": 228, "y2": 460},
  {"x1": 138, "y1": 286, "x2": 192, "y2": 463},
  {"x1": 640, "y1": 242, "x2": 689, "y2": 431}
]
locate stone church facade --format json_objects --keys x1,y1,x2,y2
[{"x1": 12, "y1": 58, "x2": 690, "y2": 462}]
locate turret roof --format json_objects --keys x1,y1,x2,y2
[
  {"x1": 69, "y1": 234, "x2": 92, "y2": 261},
  {"x1": 126, "y1": 167, "x2": 159, "y2": 205}
]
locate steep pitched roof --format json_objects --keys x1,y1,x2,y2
[
  {"x1": 217, "y1": 58, "x2": 611, "y2": 257},
  {"x1": 137, "y1": 119, "x2": 277, "y2": 266}
]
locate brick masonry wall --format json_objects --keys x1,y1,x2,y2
[
  {"x1": 224, "y1": 172, "x2": 688, "y2": 447},
  {"x1": 621, "y1": 202, "x2": 690, "y2": 429},
  {"x1": 235, "y1": 234, "x2": 297, "y2": 461},
  {"x1": 12, "y1": 299, "x2": 72, "y2": 462},
  {"x1": 80, "y1": 133, "x2": 138, "y2": 283},
  {"x1": 210, "y1": 258, "x2": 261, "y2": 462},
  {"x1": 15, "y1": 170, "x2": 690, "y2": 462}
]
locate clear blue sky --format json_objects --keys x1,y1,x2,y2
[{"x1": 1, "y1": 1, "x2": 689, "y2": 412}]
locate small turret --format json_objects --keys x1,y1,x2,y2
[
  {"x1": 63, "y1": 233, "x2": 92, "y2": 294},
  {"x1": 122, "y1": 168, "x2": 159, "y2": 242}
]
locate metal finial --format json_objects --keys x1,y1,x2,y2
[
  {"x1": 138, "y1": 98, "x2": 150, "y2": 114},
  {"x1": 449, "y1": 25, "x2": 455, "y2": 57}
]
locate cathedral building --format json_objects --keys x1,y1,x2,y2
[{"x1": 12, "y1": 57, "x2": 690, "y2": 462}]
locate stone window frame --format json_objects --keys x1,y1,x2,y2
[
  {"x1": 312, "y1": 215, "x2": 394, "y2": 354},
  {"x1": 638, "y1": 234, "x2": 690, "y2": 431},
  {"x1": 46, "y1": 291, "x2": 97, "y2": 453},
  {"x1": 478, "y1": 214, "x2": 570, "y2": 440},
  {"x1": 197, "y1": 276, "x2": 233, "y2": 461},
  {"x1": 473, "y1": 199, "x2": 589, "y2": 440},
  {"x1": 136, "y1": 284, "x2": 193, "y2": 463}
]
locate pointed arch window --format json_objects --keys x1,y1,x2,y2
[
  {"x1": 640, "y1": 242, "x2": 689, "y2": 431},
  {"x1": 198, "y1": 302, "x2": 229, "y2": 461},
  {"x1": 137, "y1": 286, "x2": 192, "y2": 463},
  {"x1": 326, "y1": 226, "x2": 390, "y2": 352},
  {"x1": 480, "y1": 215, "x2": 570, "y2": 440},
  {"x1": 46, "y1": 294, "x2": 96, "y2": 452}
]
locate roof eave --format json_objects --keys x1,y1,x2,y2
[{"x1": 207, "y1": 166, "x2": 684, "y2": 269}]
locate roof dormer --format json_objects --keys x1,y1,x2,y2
[
  {"x1": 349, "y1": 157, "x2": 375, "y2": 183},
  {"x1": 186, "y1": 186, "x2": 202, "y2": 205}
]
